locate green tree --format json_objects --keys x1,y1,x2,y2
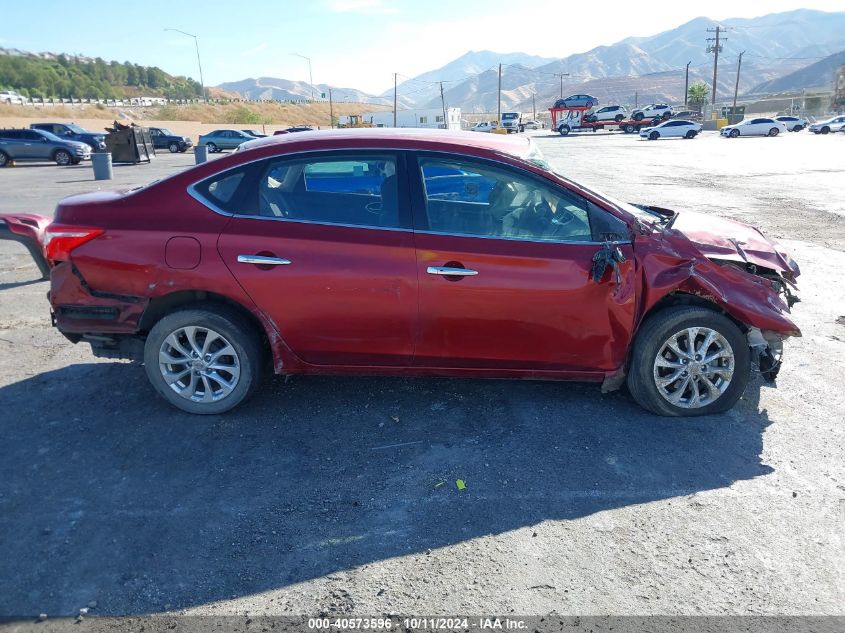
[{"x1": 687, "y1": 81, "x2": 709, "y2": 110}]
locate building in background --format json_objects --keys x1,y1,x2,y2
[{"x1": 340, "y1": 107, "x2": 461, "y2": 130}]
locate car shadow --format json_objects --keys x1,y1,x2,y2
[{"x1": 0, "y1": 362, "x2": 774, "y2": 615}]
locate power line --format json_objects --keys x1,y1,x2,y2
[{"x1": 706, "y1": 25, "x2": 728, "y2": 104}]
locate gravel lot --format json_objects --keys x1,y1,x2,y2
[{"x1": 0, "y1": 131, "x2": 843, "y2": 619}]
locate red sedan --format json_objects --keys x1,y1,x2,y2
[{"x1": 2, "y1": 129, "x2": 801, "y2": 416}]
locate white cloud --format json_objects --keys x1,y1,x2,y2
[
  {"x1": 240, "y1": 42, "x2": 269, "y2": 57},
  {"x1": 328, "y1": 0, "x2": 399, "y2": 14}
]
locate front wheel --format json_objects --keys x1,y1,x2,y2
[
  {"x1": 144, "y1": 306, "x2": 263, "y2": 414},
  {"x1": 558, "y1": 125, "x2": 570, "y2": 136},
  {"x1": 662, "y1": 111, "x2": 671, "y2": 120},
  {"x1": 54, "y1": 150, "x2": 72, "y2": 166},
  {"x1": 633, "y1": 113, "x2": 644, "y2": 121},
  {"x1": 169, "y1": 142, "x2": 180, "y2": 153},
  {"x1": 623, "y1": 124, "x2": 636, "y2": 134},
  {"x1": 626, "y1": 306, "x2": 751, "y2": 416},
  {"x1": 648, "y1": 131, "x2": 659, "y2": 140},
  {"x1": 821, "y1": 126, "x2": 830, "y2": 134},
  {"x1": 729, "y1": 129, "x2": 740, "y2": 138},
  {"x1": 0, "y1": 151, "x2": 9, "y2": 167}
]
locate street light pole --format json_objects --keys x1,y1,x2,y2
[
  {"x1": 164, "y1": 28, "x2": 206, "y2": 103},
  {"x1": 291, "y1": 53, "x2": 314, "y2": 101}
]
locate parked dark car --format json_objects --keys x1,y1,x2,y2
[
  {"x1": 241, "y1": 129, "x2": 267, "y2": 138},
  {"x1": 30, "y1": 122, "x2": 106, "y2": 151},
  {"x1": 2, "y1": 129, "x2": 801, "y2": 417},
  {"x1": 0, "y1": 128, "x2": 91, "y2": 166},
  {"x1": 273, "y1": 126, "x2": 314, "y2": 135},
  {"x1": 149, "y1": 127, "x2": 193, "y2": 153},
  {"x1": 553, "y1": 95, "x2": 598, "y2": 109},
  {"x1": 671, "y1": 110, "x2": 703, "y2": 122}
]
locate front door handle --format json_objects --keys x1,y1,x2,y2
[
  {"x1": 426, "y1": 266, "x2": 478, "y2": 276},
  {"x1": 237, "y1": 254, "x2": 291, "y2": 266}
]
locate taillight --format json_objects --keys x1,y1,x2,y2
[{"x1": 44, "y1": 224, "x2": 104, "y2": 261}]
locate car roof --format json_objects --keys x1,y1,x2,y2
[{"x1": 238, "y1": 127, "x2": 534, "y2": 158}]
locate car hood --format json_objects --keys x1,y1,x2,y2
[{"x1": 669, "y1": 210, "x2": 798, "y2": 277}]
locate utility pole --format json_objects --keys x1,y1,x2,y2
[
  {"x1": 328, "y1": 88, "x2": 334, "y2": 129},
  {"x1": 164, "y1": 29, "x2": 206, "y2": 102},
  {"x1": 731, "y1": 50, "x2": 745, "y2": 123},
  {"x1": 684, "y1": 61, "x2": 691, "y2": 106},
  {"x1": 440, "y1": 81, "x2": 447, "y2": 129},
  {"x1": 532, "y1": 92, "x2": 536, "y2": 120},
  {"x1": 634, "y1": 91, "x2": 638, "y2": 108},
  {"x1": 291, "y1": 53, "x2": 314, "y2": 101},
  {"x1": 497, "y1": 63, "x2": 502, "y2": 124},
  {"x1": 707, "y1": 26, "x2": 727, "y2": 105},
  {"x1": 554, "y1": 72, "x2": 570, "y2": 99},
  {"x1": 393, "y1": 73, "x2": 397, "y2": 128}
]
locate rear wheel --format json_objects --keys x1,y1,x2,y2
[
  {"x1": 626, "y1": 306, "x2": 751, "y2": 416},
  {"x1": 649, "y1": 130, "x2": 659, "y2": 140},
  {"x1": 633, "y1": 113, "x2": 644, "y2": 121},
  {"x1": 144, "y1": 306, "x2": 263, "y2": 415},
  {"x1": 614, "y1": 114, "x2": 624, "y2": 122},
  {"x1": 729, "y1": 129, "x2": 739, "y2": 138},
  {"x1": 768, "y1": 127, "x2": 779, "y2": 136},
  {"x1": 684, "y1": 130, "x2": 696, "y2": 139},
  {"x1": 206, "y1": 142, "x2": 218, "y2": 153},
  {"x1": 793, "y1": 125, "x2": 803, "y2": 131},
  {"x1": 0, "y1": 151, "x2": 9, "y2": 167},
  {"x1": 53, "y1": 150, "x2": 72, "y2": 166},
  {"x1": 169, "y1": 142, "x2": 180, "y2": 153},
  {"x1": 624, "y1": 124, "x2": 636, "y2": 133},
  {"x1": 662, "y1": 111, "x2": 671, "y2": 120}
]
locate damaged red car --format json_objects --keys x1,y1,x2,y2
[{"x1": 1, "y1": 129, "x2": 801, "y2": 416}]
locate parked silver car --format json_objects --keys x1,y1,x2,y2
[{"x1": 0, "y1": 128, "x2": 91, "y2": 166}]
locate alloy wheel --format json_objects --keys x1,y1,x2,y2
[
  {"x1": 158, "y1": 326, "x2": 241, "y2": 403},
  {"x1": 652, "y1": 326, "x2": 735, "y2": 409}
]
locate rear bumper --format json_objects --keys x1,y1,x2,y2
[{"x1": 0, "y1": 214, "x2": 51, "y2": 279}]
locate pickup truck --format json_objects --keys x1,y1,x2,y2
[{"x1": 30, "y1": 122, "x2": 106, "y2": 151}]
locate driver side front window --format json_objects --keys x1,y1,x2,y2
[{"x1": 418, "y1": 157, "x2": 592, "y2": 243}]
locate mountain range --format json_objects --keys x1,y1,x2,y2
[{"x1": 217, "y1": 9, "x2": 845, "y2": 112}]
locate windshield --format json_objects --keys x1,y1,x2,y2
[
  {"x1": 159, "y1": 128, "x2": 174, "y2": 135},
  {"x1": 65, "y1": 123, "x2": 87, "y2": 134},
  {"x1": 502, "y1": 113, "x2": 519, "y2": 120}
]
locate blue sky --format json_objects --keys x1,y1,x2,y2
[{"x1": 1, "y1": 0, "x2": 843, "y2": 93}]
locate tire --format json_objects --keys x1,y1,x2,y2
[
  {"x1": 558, "y1": 125, "x2": 570, "y2": 136},
  {"x1": 633, "y1": 113, "x2": 644, "y2": 121},
  {"x1": 143, "y1": 305, "x2": 263, "y2": 415},
  {"x1": 626, "y1": 306, "x2": 751, "y2": 416},
  {"x1": 729, "y1": 129, "x2": 739, "y2": 138},
  {"x1": 0, "y1": 151, "x2": 9, "y2": 167},
  {"x1": 662, "y1": 111, "x2": 671, "y2": 120},
  {"x1": 648, "y1": 130, "x2": 659, "y2": 140},
  {"x1": 684, "y1": 130, "x2": 696, "y2": 139},
  {"x1": 624, "y1": 124, "x2": 636, "y2": 134},
  {"x1": 586, "y1": 101, "x2": 593, "y2": 108},
  {"x1": 206, "y1": 142, "x2": 218, "y2": 153},
  {"x1": 53, "y1": 150, "x2": 72, "y2": 166},
  {"x1": 793, "y1": 125, "x2": 803, "y2": 132},
  {"x1": 615, "y1": 114, "x2": 624, "y2": 122},
  {"x1": 169, "y1": 142, "x2": 180, "y2": 153},
  {"x1": 768, "y1": 128, "x2": 779, "y2": 137},
  {"x1": 821, "y1": 126, "x2": 830, "y2": 134}
]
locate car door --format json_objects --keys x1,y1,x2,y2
[
  {"x1": 20, "y1": 130, "x2": 47, "y2": 159},
  {"x1": 409, "y1": 153, "x2": 636, "y2": 372},
  {"x1": 214, "y1": 150, "x2": 418, "y2": 366},
  {"x1": 0, "y1": 130, "x2": 25, "y2": 159}
]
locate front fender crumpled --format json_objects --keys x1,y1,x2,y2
[{"x1": 636, "y1": 233, "x2": 801, "y2": 337}]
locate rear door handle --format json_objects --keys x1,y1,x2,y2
[
  {"x1": 426, "y1": 266, "x2": 478, "y2": 276},
  {"x1": 237, "y1": 254, "x2": 292, "y2": 266}
]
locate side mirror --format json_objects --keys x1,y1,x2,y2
[
  {"x1": 65, "y1": 131, "x2": 73, "y2": 136},
  {"x1": 41, "y1": 137, "x2": 49, "y2": 143}
]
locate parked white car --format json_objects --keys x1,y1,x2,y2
[
  {"x1": 0, "y1": 90, "x2": 25, "y2": 105},
  {"x1": 589, "y1": 105, "x2": 627, "y2": 122},
  {"x1": 640, "y1": 119, "x2": 703, "y2": 140},
  {"x1": 470, "y1": 122, "x2": 497, "y2": 133},
  {"x1": 519, "y1": 120, "x2": 543, "y2": 130},
  {"x1": 720, "y1": 118, "x2": 788, "y2": 138},
  {"x1": 809, "y1": 115, "x2": 845, "y2": 134},
  {"x1": 631, "y1": 104, "x2": 673, "y2": 121},
  {"x1": 774, "y1": 116, "x2": 807, "y2": 131}
]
